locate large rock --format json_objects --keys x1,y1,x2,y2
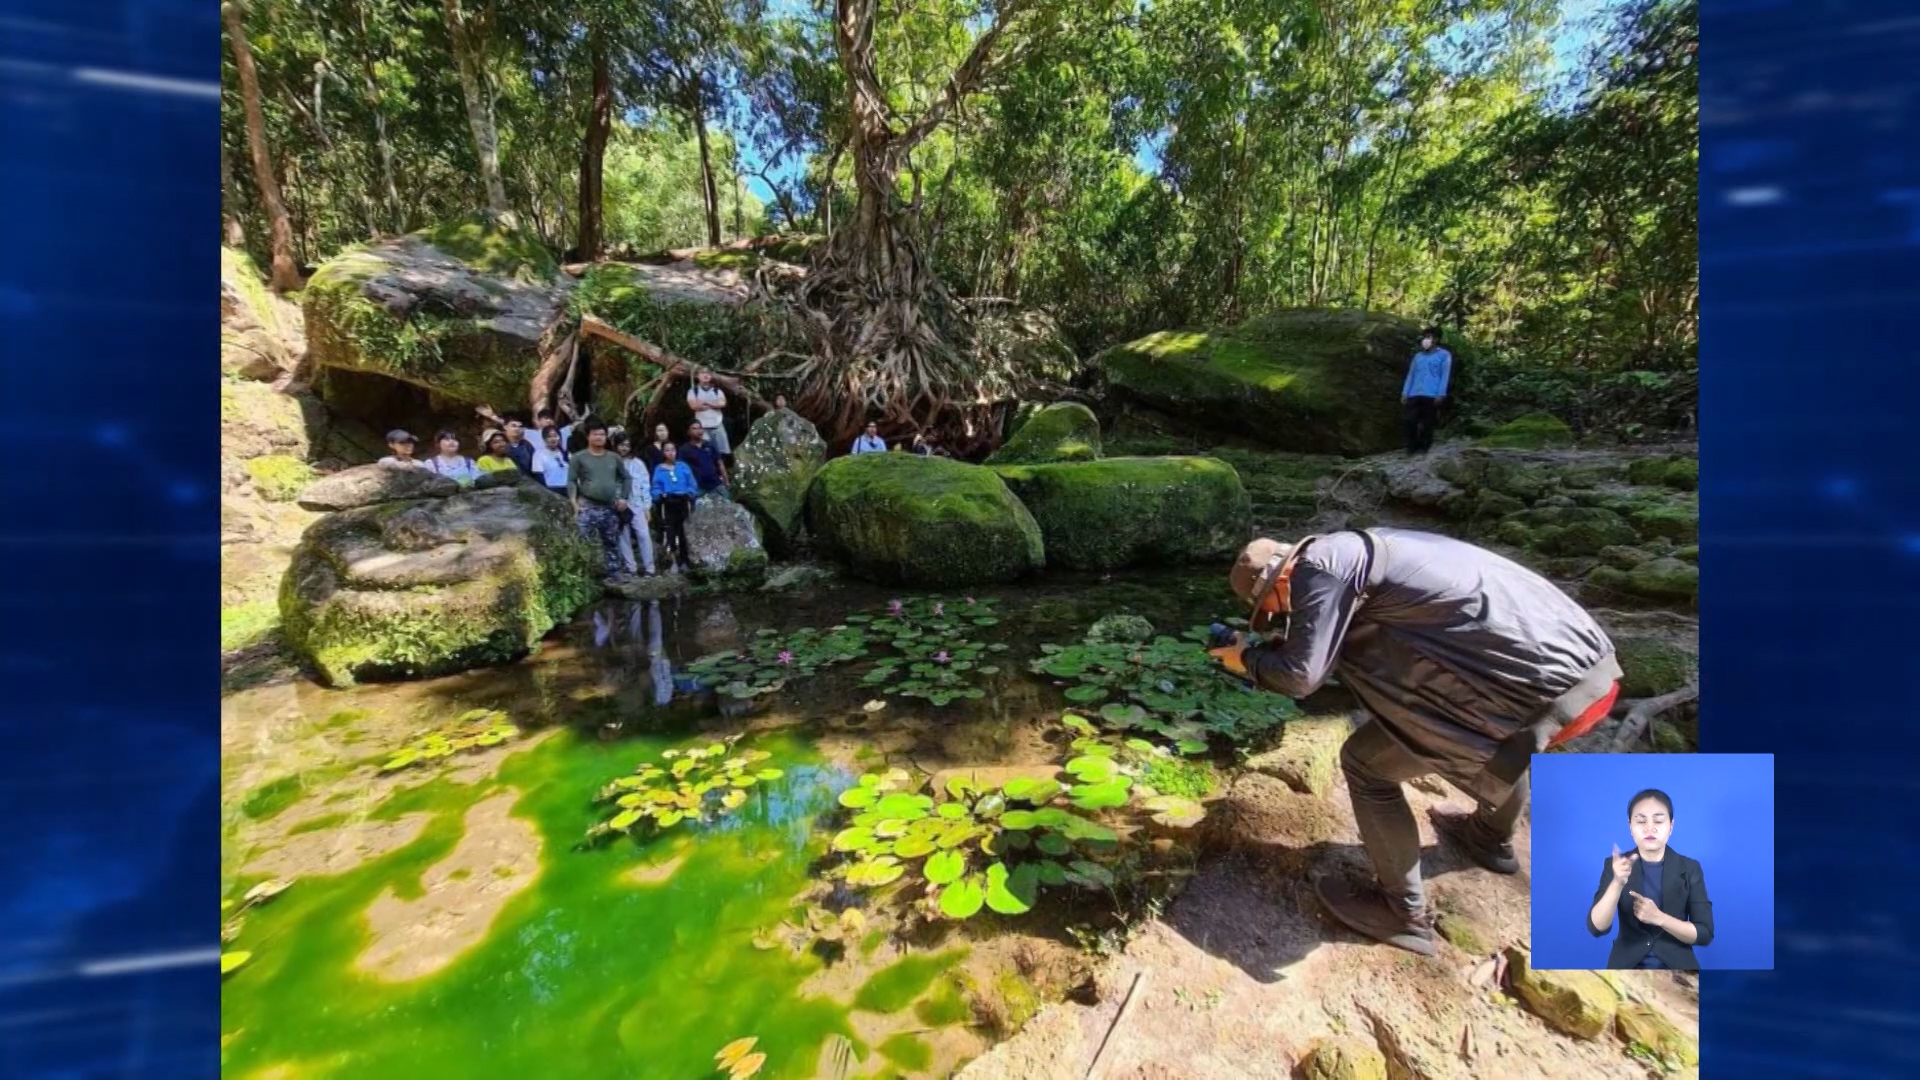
[
  {"x1": 805, "y1": 454, "x2": 1044, "y2": 587},
  {"x1": 1614, "y1": 1002, "x2": 1699, "y2": 1068},
  {"x1": 732, "y1": 408, "x2": 828, "y2": 551},
  {"x1": 1614, "y1": 636, "x2": 1697, "y2": 697},
  {"x1": 993, "y1": 457, "x2": 1251, "y2": 571},
  {"x1": 1495, "y1": 505, "x2": 1639, "y2": 557},
  {"x1": 1299, "y1": 1036, "x2": 1387, "y2": 1080},
  {"x1": 222, "y1": 380, "x2": 326, "y2": 461},
  {"x1": 1478, "y1": 411, "x2": 1574, "y2": 449},
  {"x1": 302, "y1": 216, "x2": 569, "y2": 410},
  {"x1": 297, "y1": 463, "x2": 460, "y2": 511},
  {"x1": 222, "y1": 247, "x2": 304, "y2": 381},
  {"x1": 279, "y1": 485, "x2": 598, "y2": 686},
  {"x1": 985, "y1": 402, "x2": 1102, "y2": 465},
  {"x1": 685, "y1": 495, "x2": 768, "y2": 587},
  {"x1": 1504, "y1": 946, "x2": 1619, "y2": 1040},
  {"x1": 1094, "y1": 309, "x2": 1447, "y2": 456}
]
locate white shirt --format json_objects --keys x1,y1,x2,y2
[
  {"x1": 378, "y1": 456, "x2": 430, "y2": 470},
  {"x1": 621, "y1": 457, "x2": 653, "y2": 510},
  {"x1": 532, "y1": 446, "x2": 570, "y2": 487},
  {"x1": 425, "y1": 455, "x2": 482, "y2": 485},
  {"x1": 689, "y1": 386, "x2": 726, "y2": 429}
]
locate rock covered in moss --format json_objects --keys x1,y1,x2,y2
[
  {"x1": 1431, "y1": 449, "x2": 1559, "y2": 502},
  {"x1": 302, "y1": 216, "x2": 569, "y2": 411},
  {"x1": 1095, "y1": 309, "x2": 1442, "y2": 456},
  {"x1": 245, "y1": 455, "x2": 320, "y2": 503},
  {"x1": 993, "y1": 457, "x2": 1252, "y2": 571},
  {"x1": 685, "y1": 496, "x2": 766, "y2": 581},
  {"x1": 1246, "y1": 715, "x2": 1352, "y2": 797},
  {"x1": 1614, "y1": 636, "x2": 1697, "y2": 698},
  {"x1": 732, "y1": 408, "x2": 828, "y2": 551},
  {"x1": 805, "y1": 454, "x2": 1044, "y2": 586},
  {"x1": 1499, "y1": 505, "x2": 1639, "y2": 557},
  {"x1": 1478, "y1": 411, "x2": 1574, "y2": 449},
  {"x1": 1085, "y1": 614, "x2": 1155, "y2": 645},
  {"x1": 1628, "y1": 502, "x2": 1699, "y2": 544},
  {"x1": 1628, "y1": 557, "x2": 1698, "y2": 601},
  {"x1": 1598, "y1": 545, "x2": 1653, "y2": 571},
  {"x1": 221, "y1": 247, "x2": 304, "y2": 381},
  {"x1": 1299, "y1": 1036, "x2": 1388, "y2": 1080},
  {"x1": 222, "y1": 380, "x2": 326, "y2": 461},
  {"x1": 279, "y1": 485, "x2": 597, "y2": 685},
  {"x1": 985, "y1": 402, "x2": 1102, "y2": 464},
  {"x1": 1505, "y1": 945, "x2": 1619, "y2": 1039},
  {"x1": 1650, "y1": 719, "x2": 1690, "y2": 753},
  {"x1": 296, "y1": 463, "x2": 459, "y2": 511},
  {"x1": 1615, "y1": 1002, "x2": 1699, "y2": 1067},
  {"x1": 1627, "y1": 455, "x2": 1698, "y2": 491}
]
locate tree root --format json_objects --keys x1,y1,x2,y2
[{"x1": 1609, "y1": 683, "x2": 1699, "y2": 752}]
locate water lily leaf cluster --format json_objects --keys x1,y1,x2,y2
[
  {"x1": 586, "y1": 737, "x2": 784, "y2": 842},
  {"x1": 686, "y1": 625, "x2": 870, "y2": 703},
  {"x1": 1061, "y1": 714, "x2": 1210, "y2": 827},
  {"x1": 853, "y1": 596, "x2": 1010, "y2": 707},
  {"x1": 1032, "y1": 628, "x2": 1298, "y2": 746},
  {"x1": 379, "y1": 708, "x2": 519, "y2": 771},
  {"x1": 830, "y1": 767, "x2": 1122, "y2": 921}
]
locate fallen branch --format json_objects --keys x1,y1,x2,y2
[
  {"x1": 1610, "y1": 683, "x2": 1699, "y2": 752},
  {"x1": 1084, "y1": 970, "x2": 1148, "y2": 1080},
  {"x1": 527, "y1": 329, "x2": 576, "y2": 420}
]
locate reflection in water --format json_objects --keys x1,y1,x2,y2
[{"x1": 649, "y1": 600, "x2": 672, "y2": 708}]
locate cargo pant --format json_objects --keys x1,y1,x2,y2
[{"x1": 576, "y1": 502, "x2": 624, "y2": 577}]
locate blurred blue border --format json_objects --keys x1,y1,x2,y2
[{"x1": 1699, "y1": 0, "x2": 1920, "y2": 1075}]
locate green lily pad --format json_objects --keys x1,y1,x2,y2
[{"x1": 939, "y1": 874, "x2": 986, "y2": 919}]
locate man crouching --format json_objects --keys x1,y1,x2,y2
[{"x1": 1210, "y1": 528, "x2": 1622, "y2": 955}]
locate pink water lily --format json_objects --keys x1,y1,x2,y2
[
  {"x1": 934, "y1": 650, "x2": 951, "y2": 665},
  {"x1": 964, "y1": 596, "x2": 976, "y2": 605},
  {"x1": 888, "y1": 600, "x2": 903, "y2": 616},
  {"x1": 777, "y1": 650, "x2": 794, "y2": 666}
]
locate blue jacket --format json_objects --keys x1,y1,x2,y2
[
  {"x1": 652, "y1": 462, "x2": 699, "y2": 500},
  {"x1": 1403, "y1": 348, "x2": 1452, "y2": 399}
]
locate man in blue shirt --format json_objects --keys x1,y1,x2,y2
[
  {"x1": 1401, "y1": 327, "x2": 1452, "y2": 455},
  {"x1": 679, "y1": 422, "x2": 729, "y2": 494}
]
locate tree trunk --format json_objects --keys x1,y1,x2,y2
[
  {"x1": 223, "y1": 2, "x2": 302, "y2": 292},
  {"x1": 220, "y1": 141, "x2": 246, "y2": 248},
  {"x1": 576, "y1": 37, "x2": 612, "y2": 260},
  {"x1": 355, "y1": 0, "x2": 403, "y2": 233},
  {"x1": 443, "y1": 0, "x2": 508, "y2": 215},
  {"x1": 690, "y1": 84, "x2": 723, "y2": 247}
]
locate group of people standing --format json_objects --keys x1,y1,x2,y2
[{"x1": 374, "y1": 369, "x2": 741, "y2": 585}]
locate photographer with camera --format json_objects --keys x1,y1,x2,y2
[{"x1": 1210, "y1": 529, "x2": 1621, "y2": 955}]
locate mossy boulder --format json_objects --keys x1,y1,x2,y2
[
  {"x1": 1430, "y1": 449, "x2": 1557, "y2": 502},
  {"x1": 1245, "y1": 715, "x2": 1352, "y2": 797},
  {"x1": 297, "y1": 463, "x2": 461, "y2": 511},
  {"x1": 1501, "y1": 506, "x2": 1639, "y2": 557},
  {"x1": 303, "y1": 216, "x2": 569, "y2": 412},
  {"x1": 222, "y1": 380, "x2": 327, "y2": 461},
  {"x1": 1627, "y1": 455, "x2": 1698, "y2": 491},
  {"x1": 1599, "y1": 545, "x2": 1653, "y2": 571},
  {"x1": 1629, "y1": 502, "x2": 1699, "y2": 544},
  {"x1": 1615, "y1": 637, "x2": 1697, "y2": 698},
  {"x1": 684, "y1": 496, "x2": 766, "y2": 581},
  {"x1": 1300, "y1": 1036, "x2": 1388, "y2": 1080},
  {"x1": 985, "y1": 402, "x2": 1102, "y2": 464},
  {"x1": 1478, "y1": 411, "x2": 1574, "y2": 449},
  {"x1": 221, "y1": 246, "x2": 303, "y2": 381},
  {"x1": 1650, "y1": 719, "x2": 1690, "y2": 753},
  {"x1": 1505, "y1": 946, "x2": 1619, "y2": 1040},
  {"x1": 732, "y1": 408, "x2": 828, "y2": 552},
  {"x1": 245, "y1": 455, "x2": 319, "y2": 502},
  {"x1": 1587, "y1": 557, "x2": 1698, "y2": 605},
  {"x1": 993, "y1": 457, "x2": 1252, "y2": 571},
  {"x1": 279, "y1": 485, "x2": 597, "y2": 686},
  {"x1": 567, "y1": 263, "x2": 759, "y2": 423},
  {"x1": 1095, "y1": 309, "x2": 1444, "y2": 456},
  {"x1": 805, "y1": 454, "x2": 1044, "y2": 586},
  {"x1": 1615, "y1": 1002, "x2": 1699, "y2": 1068}
]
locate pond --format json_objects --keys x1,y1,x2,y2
[{"x1": 220, "y1": 568, "x2": 1271, "y2": 1079}]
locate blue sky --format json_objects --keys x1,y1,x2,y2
[{"x1": 734, "y1": 0, "x2": 1624, "y2": 204}]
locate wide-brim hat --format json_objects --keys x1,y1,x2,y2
[{"x1": 1228, "y1": 538, "x2": 1294, "y2": 604}]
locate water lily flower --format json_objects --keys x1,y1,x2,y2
[
  {"x1": 934, "y1": 650, "x2": 951, "y2": 665},
  {"x1": 964, "y1": 596, "x2": 976, "y2": 605},
  {"x1": 888, "y1": 600, "x2": 903, "y2": 616},
  {"x1": 932, "y1": 603, "x2": 945, "y2": 617},
  {"x1": 777, "y1": 650, "x2": 794, "y2": 666}
]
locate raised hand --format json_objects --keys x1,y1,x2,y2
[{"x1": 1610, "y1": 843, "x2": 1638, "y2": 887}]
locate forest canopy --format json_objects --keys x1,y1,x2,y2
[{"x1": 222, "y1": 0, "x2": 1697, "y2": 433}]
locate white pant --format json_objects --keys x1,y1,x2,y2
[{"x1": 618, "y1": 511, "x2": 656, "y2": 574}]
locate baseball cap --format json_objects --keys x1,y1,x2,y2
[{"x1": 386, "y1": 428, "x2": 416, "y2": 443}]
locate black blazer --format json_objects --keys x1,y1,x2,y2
[{"x1": 1587, "y1": 847, "x2": 1714, "y2": 969}]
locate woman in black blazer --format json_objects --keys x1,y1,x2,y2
[{"x1": 1587, "y1": 788, "x2": 1714, "y2": 969}]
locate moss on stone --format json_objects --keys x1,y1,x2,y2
[
  {"x1": 221, "y1": 599, "x2": 281, "y2": 654},
  {"x1": 1630, "y1": 502, "x2": 1699, "y2": 544},
  {"x1": 1437, "y1": 912, "x2": 1492, "y2": 955},
  {"x1": 1506, "y1": 946, "x2": 1619, "y2": 1040},
  {"x1": 1650, "y1": 719, "x2": 1690, "y2": 753},
  {"x1": 986, "y1": 402, "x2": 1103, "y2": 465},
  {"x1": 1627, "y1": 455, "x2": 1698, "y2": 491},
  {"x1": 732, "y1": 409, "x2": 828, "y2": 553},
  {"x1": 244, "y1": 454, "x2": 319, "y2": 502},
  {"x1": 805, "y1": 454, "x2": 1044, "y2": 586},
  {"x1": 1097, "y1": 309, "x2": 1448, "y2": 456},
  {"x1": 1300, "y1": 1037, "x2": 1388, "y2": 1080},
  {"x1": 687, "y1": 248, "x2": 761, "y2": 271},
  {"x1": 569, "y1": 263, "x2": 758, "y2": 418},
  {"x1": 418, "y1": 214, "x2": 557, "y2": 281},
  {"x1": 1477, "y1": 411, "x2": 1574, "y2": 449},
  {"x1": 1598, "y1": 545, "x2": 1653, "y2": 571},
  {"x1": 1615, "y1": 637, "x2": 1697, "y2": 697},
  {"x1": 1628, "y1": 557, "x2": 1699, "y2": 602},
  {"x1": 1615, "y1": 1002, "x2": 1700, "y2": 1068},
  {"x1": 1502, "y1": 505, "x2": 1639, "y2": 557},
  {"x1": 1086, "y1": 614, "x2": 1155, "y2": 645},
  {"x1": 993, "y1": 457, "x2": 1252, "y2": 571}
]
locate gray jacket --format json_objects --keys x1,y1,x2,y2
[{"x1": 1245, "y1": 529, "x2": 1618, "y2": 780}]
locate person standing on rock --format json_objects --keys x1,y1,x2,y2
[
  {"x1": 1401, "y1": 328, "x2": 1452, "y2": 455},
  {"x1": 613, "y1": 434, "x2": 657, "y2": 577},
  {"x1": 1210, "y1": 529, "x2": 1621, "y2": 956},
  {"x1": 378, "y1": 430, "x2": 429, "y2": 470},
  {"x1": 568, "y1": 420, "x2": 633, "y2": 584},
  {"x1": 680, "y1": 422, "x2": 729, "y2": 496},
  {"x1": 424, "y1": 430, "x2": 482, "y2": 487},
  {"x1": 687, "y1": 368, "x2": 730, "y2": 458},
  {"x1": 651, "y1": 443, "x2": 699, "y2": 573}
]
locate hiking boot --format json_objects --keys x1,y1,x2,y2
[
  {"x1": 1313, "y1": 874, "x2": 1436, "y2": 956},
  {"x1": 1429, "y1": 809, "x2": 1520, "y2": 875}
]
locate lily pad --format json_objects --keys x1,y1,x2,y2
[{"x1": 939, "y1": 874, "x2": 986, "y2": 919}]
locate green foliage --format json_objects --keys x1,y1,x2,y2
[
  {"x1": 244, "y1": 454, "x2": 318, "y2": 501},
  {"x1": 685, "y1": 625, "x2": 869, "y2": 703},
  {"x1": 1477, "y1": 412, "x2": 1574, "y2": 449},
  {"x1": 380, "y1": 708, "x2": 519, "y2": 772},
  {"x1": 240, "y1": 774, "x2": 307, "y2": 821},
  {"x1": 419, "y1": 215, "x2": 558, "y2": 281},
  {"x1": 1033, "y1": 628, "x2": 1298, "y2": 748},
  {"x1": 570, "y1": 264, "x2": 758, "y2": 379},
  {"x1": 587, "y1": 738, "x2": 782, "y2": 841},
  {"x1": 221, "y1": 600, "x2": 281, "y2": 653},
  {"x1": 854, "y1": 597, "x2": 1008, "y2": 706}
]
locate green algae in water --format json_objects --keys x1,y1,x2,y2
[
  {"x1": 879, "y1": 1032, "x2": 934, "y2": 1071},
  {"x1": 239, "y1": 774, "x2": 306, "y2": 821},
  {"x1": 853, "y1": 949, "x2": 968, "y2": 1014},
  {"x1": 222, "y1": 729, "x2": 864, "y2": 1080},
  {"x1": 914, "y1": 977, "x2": 972, "y2": 1027}
]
